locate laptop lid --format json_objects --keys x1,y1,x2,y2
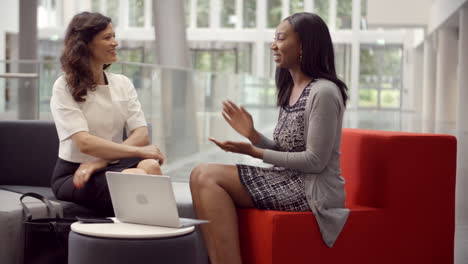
[{"x1": 105, "y1": 171, "x2": 182, "y2": 228}]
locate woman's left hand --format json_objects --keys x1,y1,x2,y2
[
  {"x1": 73, "y1": 159, "x2": 109, "y2": 189},
  {"x1": 209, "y1": 137, "x2": 264, "y2": 159}
]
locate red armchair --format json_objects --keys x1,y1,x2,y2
[{"x1": 238, "y1": 128, "x2": 457, "y2": 264}]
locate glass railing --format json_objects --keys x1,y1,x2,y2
[{"x1": 0, "y1": 60, "x2": 424, "y2": 181}]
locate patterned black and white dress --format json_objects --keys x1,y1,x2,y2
[{"x1": 237, "y1": 82, "x2": 313, "y2": 212}]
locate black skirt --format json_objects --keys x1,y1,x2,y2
[{"x1": 51, "y1": 157, "x2": 142, "y2": 216}]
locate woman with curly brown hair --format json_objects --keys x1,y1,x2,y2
[{"x1": 50, "y1": 12, "x2": 164, "y2": 216}]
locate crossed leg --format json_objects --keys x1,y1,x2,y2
[
  {"x1": 121, "y1": 159, "x2": 162, "y2": 175},
  {"x1": 190, "y1": 163, "x2": 254, "y2": 264}
]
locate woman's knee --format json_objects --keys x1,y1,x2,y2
[
  {"x1": 137, "y1": 159, "x2": 162, "y2": 175},
  {"x1": 190, "y1": 163, "x2": 216, "y2": 188},
  {"x1": 121, "y1": 168, "x2": 147, "y2": 174}
]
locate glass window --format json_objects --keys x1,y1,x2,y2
[
  {"x1": 128, "y1": 0, "x2": 144, "y2": 27},
  {"x1": 38, "y1": 0, "x2": 58, "y2": 27},
  {"x1": 91, "y1": 0, "x2": 101, "y2": 12},
  {"x1": 336, "y1": 0, "x2": 352, "y2": 29},
  {"x1": 380, "y1": 90, "x2": 400, "y2": 108},
  {"x1": 216, "y1": 50, "x2": 237, "y2": 72},
  {"x1": 314, "y1": 0, "x2": 329, "y2": 25},
  {"x1": 358, "y1": 89, "x2": 378, "y2": 107},
  {"x1": 359, "y1": 45, "x2": 402, "y2": 109},
  {"x1": 290, "y1": 0, "x2": 304, "y2": 14},
  {"x1": 267, "y1": 0, "x2": 282, "y2": 28},
  {"x1": 243, "y1": 0, "x2": 256, "y2": 28},
  {"x1": 197, "y1": 0, "x2": 210, "y2": 27},
  {"x1": 193, "y1": 50, "x2": 212, "y2": 71},
  {"x1": 107, "y1": 0, "x2": 119, "y2": 27},
  {"x1": 361, "y1": 0, "x2": 367, "y2": 30},
  {"x1": 185, "y1": 0, "x2": 190, "y2": 27},
  {"x1": 264, "y1": 42, "x2": 276, "y2": 78},
  {"x1": 334, "y1": 44, "x2": 352, "y2": 88},
  {"x1": 221, "y1": 0, "x2": 236, "y2": 28}
]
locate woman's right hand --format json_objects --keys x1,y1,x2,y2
[
  {"x1": 138, "y1": 145, "x2": 165, "y2": 165},
  {"x1": 222, "y1": 100, "x2": 259, "y2": 144}
]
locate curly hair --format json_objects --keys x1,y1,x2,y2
[{"x1": 60, "y1": 12, "x2": 112, "y2": 102}]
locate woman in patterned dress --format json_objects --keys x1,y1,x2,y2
[{"x1": 190, "y1": 12, "x2": 349, "y2": 263}]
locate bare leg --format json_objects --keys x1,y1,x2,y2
[
  {"x1": 136, "y1": 159, "x2": 162, "y2": 175},
  {"x1": 190, "y1": 163, "x2": 254, "y2": 264},
  {"x1": 121, "y1": 168, "x2": 147, "y2": 174}
]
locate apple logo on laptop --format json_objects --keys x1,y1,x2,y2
[{"x1": 136, "y1": 194, "x2": 149, "y2": 205}]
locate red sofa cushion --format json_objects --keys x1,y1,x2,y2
[{"x1": 238, "y1": 129, "x2": 456, "y2": 264}]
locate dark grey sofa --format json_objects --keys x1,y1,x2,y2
[
  {"x1": 0, "y1": 120, "x2": 208, "y2": 264},
  {"x1": 0, "y1": 120, "x2": 98, "y2": 216}
]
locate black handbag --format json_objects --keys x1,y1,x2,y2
[{"x1": 20, "y1": 192, "x2": 77, "y2": 264}]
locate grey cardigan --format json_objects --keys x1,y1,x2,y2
[{"x1": 255, "y1": 79, "x2": 349, "y2": 247}]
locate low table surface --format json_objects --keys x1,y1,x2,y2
[{"x1": 71, "y1": 218, "x2": 195, "y2": 239}]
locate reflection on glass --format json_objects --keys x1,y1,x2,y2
[
  {"x1": 336, "y1": 0, "x2": 352, "y2": 29},
  {"x1": 314, "y1": 0, "x2": 329, "y2": 25},
  {"x1": 197, "y1": 0, "x2": 210, "y2": 27},
  {"x1": 243, "y1": 0, "x2": 256, "y2": 28},
  {"x1": 107, "y1": 0, "x2": 119, "y2": 27},
  {"x1": 267, "y1": 0, "x2": 282, "y2": 28},
  {"x1": 290, "y1": 0, "x2": 304, "y2": 14},
  {"x1": 221, "y1": 0, "x2": 236, "y2": 28},
  {"x1": 129, "y1": 0, "x2": 144, "y2": 27}
]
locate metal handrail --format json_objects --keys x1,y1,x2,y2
[{"x1": 0, "y1": 73, "x2": 39, "y2": 79}]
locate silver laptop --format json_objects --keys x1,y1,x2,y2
[{"x1": 105, "y1": 171, "x2": 209, "y2": 228}]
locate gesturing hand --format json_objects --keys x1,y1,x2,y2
[
  {"x1": 73, "y1": 159, "x2": 109, "y2": 189},
  {"x1": 138, "y1": 145, "x2": 165, "y2": 165},
  {"x1": 222, "y1": 100, "x2": 257, "y2": 141},
  {"x1": 209, "y1": 137, "x2": 263, "y2": 159}
]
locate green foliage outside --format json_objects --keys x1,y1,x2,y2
[
  {"x1": 337, "y1": 0, "x2": 352, "y2": 29},
  {"x1": 314, "y1": 0, "x2": 329, "y2": 25},
  {"x1": 197, "y1": 0, "x2": 210, "y2": 27},
  {"x1": 244, "y1": 0, "x2": 257, "y2": 28},
  {"x1": 221, "y1": 0, "x2": 236, "y2": 28},
  {"x1": 267, "y1": 0, "x2": 282, "y2": 28},
  {"x1": 290, "y1": 0, "x2": 304, "y2": 14}
]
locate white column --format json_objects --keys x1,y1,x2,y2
[
  {"x1": 304, "y1": 0, "x2": 313, "y2": 12},
  {"x1": 411, "y1": 46, "x2": 424, "y2": 132},
  {"x1": 153, "y1": 0, "x2": 190, "y2": 67},
  {"x1": 18, "y1": 0, "x2": 38, "y2": 120},
  {"x1": 235, "y1": 0, "x2": 243, "y2": 29},
  {"x1": 456, "y1": 7, "x2": 468, "y2": 227},
  {"x1": 210, "y1": 0, "x2": 220, "y2": 28},
  {"x1": 190, "y1": 0, "x2": 196, "y2": 28},
  {"x1": 282, "y1": 0, "x2": 289, "y2": 18},
  {"x1": 255, "y1": 0, "x2": 267, "y2": 77},
  {"x1": 329, "y1": 0, "x2": 337, "y2": 30},
  {"x1": 152, "y1": 0, "x2": 197, "y2": 160},
  {"x1": 435, "y1": 28, "x2": 458, "y2": 135},
  {"x1": 421, "y1": 36, "x2": 437, "y2": 133}
]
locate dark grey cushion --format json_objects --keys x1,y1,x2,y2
[
  {"x1": 0, "y1": 185, "x2": 97, "y2": 217},
  {"x1": 0, "y1": 120, "x2": 58, "y2": 187}
]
